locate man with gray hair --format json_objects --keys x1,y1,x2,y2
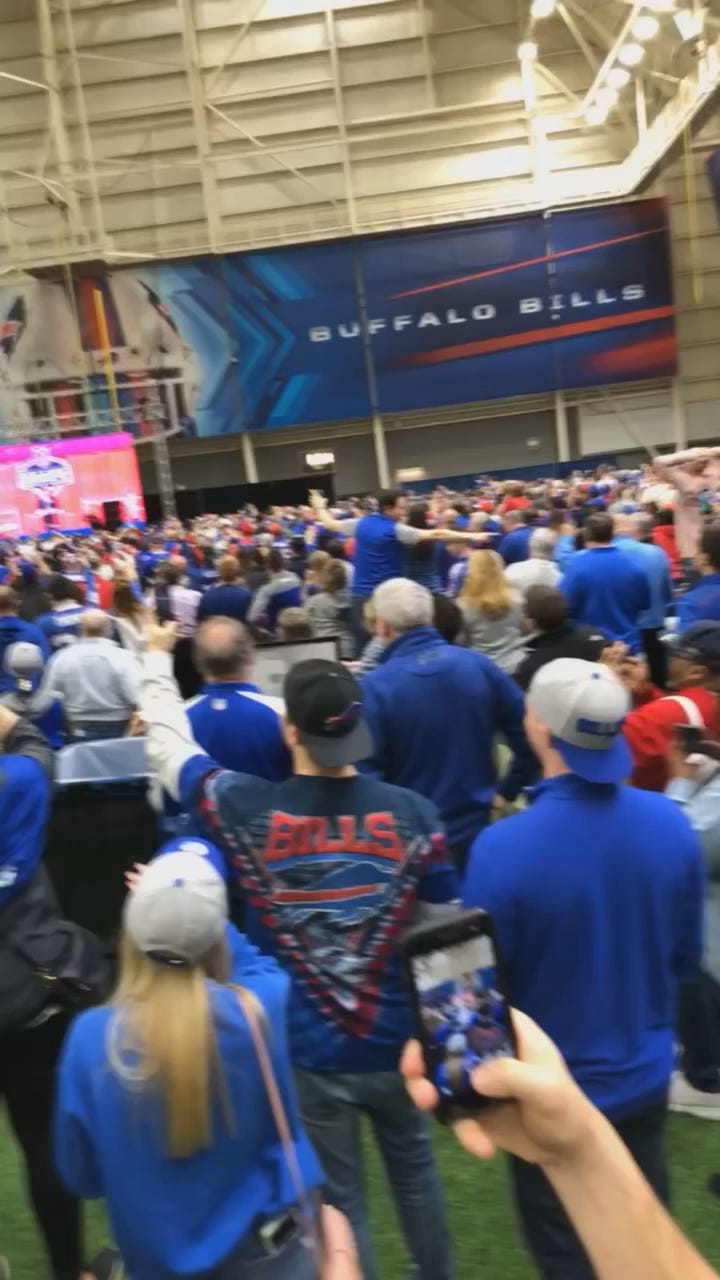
[
  {"x1": 362, "y1": 578, "x2": 536, "y2": 871},
  {"x1": 186, "y1": 617, "x2": 290, "y2": 779},
  {"x1": 505, "y1": 527, "x2": 560, "y2": 597},
  {"x1": 40, "y1": 609, "x2": 141, "y2": 741},
  {"x1": 615, "y1": 512, "x2": 672, "y2": 687}
]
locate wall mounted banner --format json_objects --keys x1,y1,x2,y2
[{"x1": 0, "y1": 198, "x2": 675, "y2": 438}]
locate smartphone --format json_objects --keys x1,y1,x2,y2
[
  {"x1": 402, "y1": 909, "x2": 516, "y2": 1122},
  {"x1": 676, "y1": 724, "x2": 702, "y2": 754}
]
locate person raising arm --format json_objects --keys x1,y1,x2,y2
[{"x1": 402, "y1": 1011, "x2": 718, "y2": 1280}]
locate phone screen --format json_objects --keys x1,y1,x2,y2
[{"x1": 411, "y1": 931, "x2": 514, "y2": 1110}]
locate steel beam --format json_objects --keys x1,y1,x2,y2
[
  {"x1": 34, "y1": 0, "x2": 85, "y2": 248},
  {"x1": 176, "y1": 0, "x2": 222, "y2": 250}
]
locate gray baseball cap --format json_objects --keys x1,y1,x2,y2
[
  {"x1": 5, "y1": 641, "x2": 44, "y2": 677},
  {"x1": 124, "y1": 850, "x2": 227, "y2": 966},
  {"x1": 527, "y1": 657, "x2": 632, "y2": 784}
]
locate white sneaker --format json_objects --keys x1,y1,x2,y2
[{"x1": 670, "y1": 1070, "x2": 720, "y2": 1119}]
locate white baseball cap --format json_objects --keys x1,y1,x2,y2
[
  {"x1": 123, "y1": 848, "x2": 227, "y2": 966},
  {"x1": 527, "y1": 658, "x2": 632, "y2": 784}
]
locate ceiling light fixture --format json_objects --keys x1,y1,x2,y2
[
  {"x1": 585, "y1": 103, "x2": 610, "y2": 126},
  {"x1": 674, "y1": 6, "x2": 705, "y2": 40},
  {"x1": 596, "y1": 86, "x2": 619, "y2": 108},
  {"x1": 618, "y1": 41, "x2": 646, "y2": 66},
  {"x1": 530, "y1": 0, "x2": 556, "y2": 17},
  {"x1": 632, "y1": 13, "x2": 661, "y2": 39},
  {"x1": 606, "y1": 66, "x2": 631, "y2": 89},
  {"x1": 518, "y1": 40, "x2": 539, "y2": 61}
]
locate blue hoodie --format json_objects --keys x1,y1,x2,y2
[
  {"x1": 464, "y1": 775, "x2": 704, "y2": 1118},
  {"x1": 54, "y1": 941, "x2": 322, "y2": 1280},
  {"x1": 561, "y1": 545, "x2": 650, "y2": 653},
  {"x1": 0, "y1": 617, "x2": 49, "y2": 691},
  {"x1": 0, "y1": 754, "x2": 51, "y2": 908},
  {"x1": 361, "y1": 628, "x2": 536, "y2": 848},
  {"x1": 498, "y1": 525, "x2": 532, "y2": 566},
  {"x1": 677, "y1": 573, "x2": 720, "y2": 631}
]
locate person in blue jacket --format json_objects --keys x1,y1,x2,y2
[
  {"x1": 677, "y1": 524, "x2": 720, "y2": 632},
  {"x1": 463, "y1": 656, "x2": 704, "y2": 1280},
  {"x1": 187, "y1": 617, "x2": 290, "y2": 780},
  {"x1": 0, "y1": 585, "x2": 49, "y2": 690},
  {"x1": 361, "y1": 578, "x2": 536, "y2": 872},
  {"x1": 497, "y1": 510, "x2": 534, "y2": 566},
  {"x1": 560, "y1": 512, "x2": 650, "y2": 653},
  {"x1": 54, "y1": 840, "x2": 323, "y2": 1280},
  {"x1": 197, "y1": 553, "x2": 252, "y2": 623},
  {"x1": 614, "y1": 512, "x2": 673, "y2": 686}
]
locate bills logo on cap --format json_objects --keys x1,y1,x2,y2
[{"x1": 324, "y1": 700, "x2": 361, "y2": 736}]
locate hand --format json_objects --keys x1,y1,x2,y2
[
  {"x1": 617, "y1": 656, "x2": 649, "y2": 697},
  {"x1": 490, "y1": 795, "x2": 510, "y2": 818},
  {"x1": 600, "y1": 641, "x2": 628, "y2": 673},
  {"x1": 144, "y1": 618, "x2": 177, "y2": 653},
  {"x1": 401, "y1": 1009, "x2": 595, "y2": 1170},
  {"x1": 319, "y1": 1206, "x2": 360, "y2": 1280},
  {"x1": 124, "y1": 862, "x2": 148, "y2": 892},
  {"x1": 126, "y1": 711, "x2": 145, "y2": 737},
  {"x1": 309, "y1": 490, "x2": 327, "y2": 511}
]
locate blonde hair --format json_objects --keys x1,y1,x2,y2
[
  {"x1": 108, "y1": 934, "x2": 232, "y2": 1158},
  {"x1": 460, "y1": 550, "x2": 513, "y2": 618}
]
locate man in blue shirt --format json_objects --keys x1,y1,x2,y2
[
  {"x1": 561, "y1": 512, "x2": 650, "y2": 653},
  {"x1": 615, "y1": 512, "x2": 673, "y2": 686},
  {"x1": 197, "y1": 554, "x2": 251, "y2": 624},
  {"x1": 362, "y1": 578, "x2": 536, "y2": 872},
  {"x1": 186, "y1": 617, "x2": 290, "y2": 781},
  {"x1": 0, "y1": 586, "x2": 49, "y2": 691},
  {"x1": 498, "y1": 510, "x2": 534, "y2": 565},
  {"x1": 311, "y1": 490, "x2": 448, "y2": 655},
  {"x1": 677, "y1": 524, "x2": 720, "y2": 632},
  {"x1": 464, "y1": 656, "x2": 704, "y2": 1280},
  {"x1": 143, "y1": 639, "x2": 457, "y2": 1280}
]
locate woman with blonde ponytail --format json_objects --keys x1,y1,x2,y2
[{"x1": 54, "y1": 839, "x2": 327, "y2": 1280}]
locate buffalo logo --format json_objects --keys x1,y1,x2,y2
[{"x1": 324, "y1": 700, "x2": 361, "y2": 736}]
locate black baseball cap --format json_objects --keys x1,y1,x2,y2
[
  {"x1": 664, "y1": 622, "x2": 720, "y2": 670},
  {"x1": 284, "y1": 659, "x2": 372, "y2": 767}
]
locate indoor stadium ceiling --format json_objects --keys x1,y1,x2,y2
[{"x1": 1, "y1": 0, "x2": 719, "y2": 272}]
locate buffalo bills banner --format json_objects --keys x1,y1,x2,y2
[{"x1": 0, "y1": 198, "x2": 675, "y2": 437}]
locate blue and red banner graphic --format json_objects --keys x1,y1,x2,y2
[{"x1": 0, "y1": 198, "x2": 675, "y2": 436}]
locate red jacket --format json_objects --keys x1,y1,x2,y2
[
  {"x1": 652, "y1": 523, "x2": 680, "y2": 579},
  {"x1": 624, "y1": 684, "x2": 720, "y2": 791}
]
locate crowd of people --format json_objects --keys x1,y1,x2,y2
[{"x1": 4, "y1": 444, "x2": 720, "y2": 1280}]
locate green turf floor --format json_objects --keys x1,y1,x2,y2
[{"x1": 2, "y1": 1111, "x2": 719, "y2": 1279}]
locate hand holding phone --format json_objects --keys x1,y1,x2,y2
[{"x1": 401, "y1": 909, "x2": 516, "y2": 1122}]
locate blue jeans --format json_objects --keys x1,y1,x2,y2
[
  {"x1": 203, "y1": 1218, "x2": 318, "y2": 1280},
  {"x1": 294, "y1": 1068, "x2": 452, "y2": 1280}
]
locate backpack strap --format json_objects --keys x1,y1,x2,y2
[{"x1": 661, "y1": 695, "x2": 706, "y2": 729}]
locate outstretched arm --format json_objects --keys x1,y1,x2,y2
[{"x1": 402, "y1": 1013, "x2": 717, "y2": 1280}]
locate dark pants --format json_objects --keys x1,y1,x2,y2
[
  {"x1": 678, "y1": 969, "x2": 720, "y2": 1090},
  {"x1": 511, "y1": 1099, "x2": 668, "y2": 1280},
  {"x1": 350, "y1": 594, "x2": 370, "y2": 659},
  {"x1": 174, "y1": 637, "x2": 202, "y2": 700},
  {"x1": 70, "y1": 719, "x2": 129, "y2": 742},
  {"x1": 641, "y1": 628, "x2": 667, "y2": 690},
  {"x1": 0, "y1": 1013, "x2": 82, "y2": 1280}
]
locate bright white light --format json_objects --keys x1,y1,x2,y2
[
  {"x1": 607, "y1": 66, "x2": 631, "y2": 89},
  {"x1": 674, "y1": 6, "x2": 705, "y2": 39},
  {"x1": 531, "y1": 0, "x2": 556, "y2": 17},
  {"x1": 518, "y1": 40, "x2": 539, "y2": 61},
  {"x1": 644, "y1": 0, "x2": 675, "y2": 10},
  {"x1": 585, "y1": 102, "x2": 610, "y2": 126},
  {"x1": 632, "y1": 13, "x2": 661, "y2": 39},
  {"x1": 596, "y1": 86, "x2": 619, "y2": 108},
  {"x1": 618, "y1": 41, "x2": 646, "y2": 66}
]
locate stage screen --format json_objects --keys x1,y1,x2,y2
[{"x1": 0, "y1": 433, "x2": 144, "y2": 537}]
